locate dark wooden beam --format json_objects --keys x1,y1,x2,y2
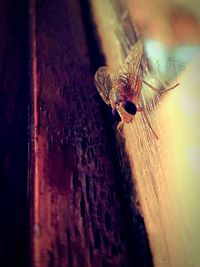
[
  {"x1": 29, "y1": 0, "x2": 136, "y2": 266},
  {"x1": 0, "y1": 0, "x2": 155, "y2": 266}
]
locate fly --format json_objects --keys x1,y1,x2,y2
[{"x1": 94, "y1": 40, "x2": 179, "y2": 138}]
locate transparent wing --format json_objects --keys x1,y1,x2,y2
[
  {"x1": 94, "y1": 66, "x2": 112, "y2": 106},
  {"x1": 119, "y1": 40, "x2": 144, "y2": 99}
]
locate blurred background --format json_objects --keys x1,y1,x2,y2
[{"x1": 128, "y1": 0, "x2": 200, "y2": 76}]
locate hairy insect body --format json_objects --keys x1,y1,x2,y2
[
  {"x1": 109, "y1": 79, "x2": 129, "y2": 108},
  {"x1": 94, "y1": 40, "x2": 179, "y2": 137},
  {"x1": 94, "y1": 40, "x2": 144, "y2": 126}
]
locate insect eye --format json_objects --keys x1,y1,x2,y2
[
  {"x1": 112, "y1": 108, "x2": 121, "y2": 122},
  {"x1": 123, "y1": 101, "x2": 137, "y2": 115}
]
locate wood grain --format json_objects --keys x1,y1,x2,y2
[
  {"x1": 29, "y1": 0, "x2": 136, "y2": 266},
  {"x1": 92, "y1": 1, "x2": 200, "y2": 267}
]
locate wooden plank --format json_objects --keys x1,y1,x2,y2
[
  {"x1": 92, "y1": 1, "x2": 200, "y2": 267},
  {"x1": 0, "y1": 0, "x2": 29, "y2": 266},
  {"x1": 91, "y1": 0, "x2": 155, "y2": 266},
  {"x1": 29, "y1": 0, "x2": 142, "y2": 266},
  {"x1": 127, "y1": 2, "x2": 200, "y2": 267}
]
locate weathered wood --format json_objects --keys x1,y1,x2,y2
[
  {"x1": 127, "y1": 2, "x2": 200, "y2": 267},
  {"x1": 0, "y1": 0, "x2": 29, "y2": 266},
  {"x1": 91, "y1": 1, "x2": 176, "y2": 266},
  {"x1": 29, "y1": 0, "x2": 138, "y2": 266},
  {"x1": 92, "y1": 1, "x2": 200, "y2": 267},
  {"x1": 91, "y1": 1, "x2": 154, "y2": 267}
]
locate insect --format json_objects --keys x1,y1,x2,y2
[{"x1": 94, "y1": 40, "x2": 179, "y2": 138}]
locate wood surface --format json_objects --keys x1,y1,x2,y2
[
  {"x1": 4, "y1": 0, "x2": 196, "y2": 266},
  {"x1": 92, "y1": 1, "x2": 200, "y2": 267},
  {"x1": 29, "y1": 0, "x2": 152, "y2": 266}
]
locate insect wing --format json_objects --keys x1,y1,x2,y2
[
  {"x1": 94, "y1": 66, "x2": 112, "y2": 106},
  {"x1": 119, "y1": 40, "x2": 144, "y2": 99}
]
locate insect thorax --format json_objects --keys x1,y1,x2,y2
[{"x1": 109, "y1": 79, "x2": 130, "y2": 107}]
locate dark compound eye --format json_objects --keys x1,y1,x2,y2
[
  {"x1": 112, "y1": 108, "x2": 121, "y2": 121},
  {"x1": 123, "y1": 101, "x2": 137, "y2": 115}
]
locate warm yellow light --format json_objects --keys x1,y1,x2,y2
[{"x1": 158, "y1": 52, "x2": 200, "y2": 267}]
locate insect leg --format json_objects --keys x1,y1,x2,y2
[
  {"x1": 143, "y1": 110, "x2": 159, "y2": 139},
  {"x1": 159, "y1": 82, "x2": 180, "y2": 93},
  {"x1": 117, "y1": 121, "x2": 125, "y2": 139},
  {"x1": 143, "y1": 80, "x2": 179, "y2": 94},
  {"x1": 137, "y1": 106, "x2": 143, "y2": 112}
]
